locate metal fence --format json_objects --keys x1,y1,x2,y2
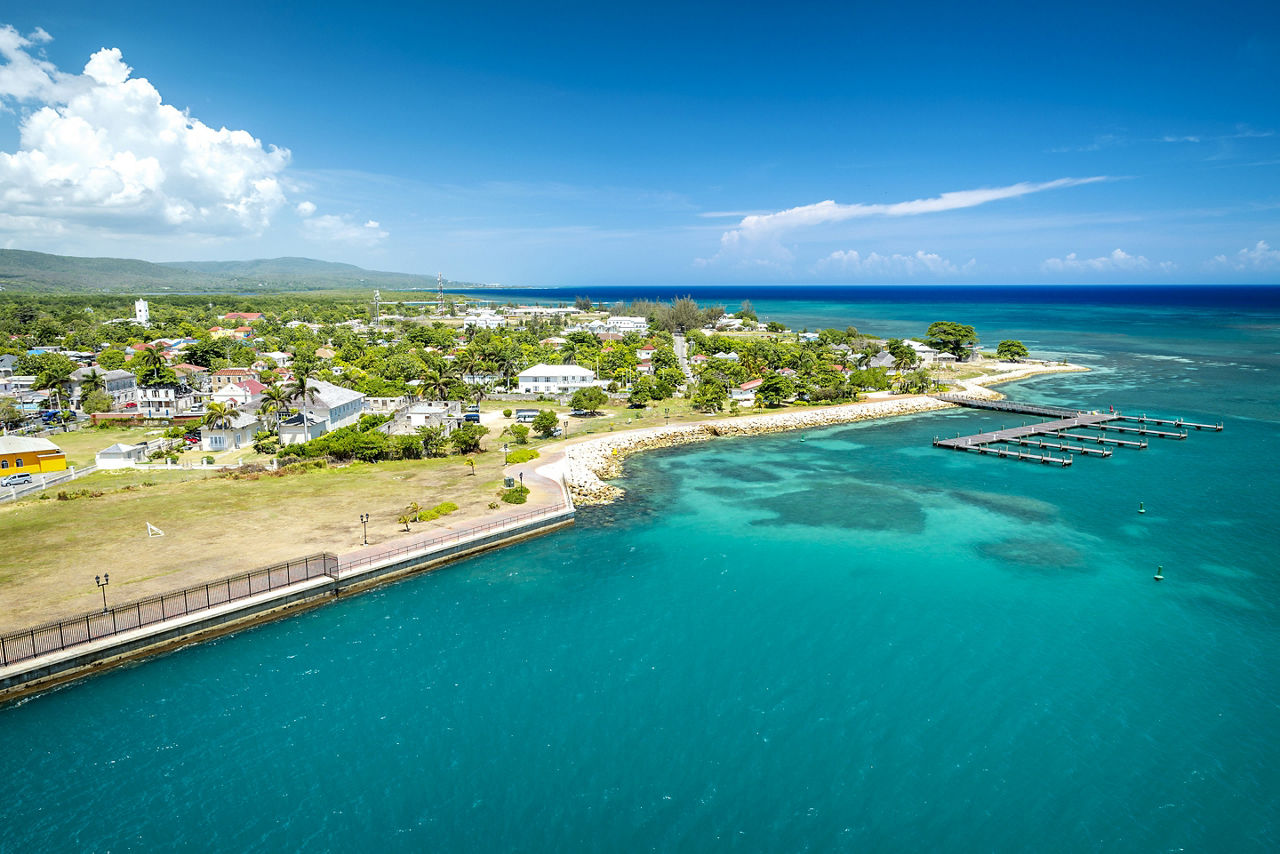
[
  {"x1": 338, "y1": 503, "x2": 573, "y2": 575},
  {"x1": 0, "y1": 553, "x2": 339, "y2": 667}
]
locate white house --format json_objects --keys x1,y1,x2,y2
[
  {"x1": 202, "y1": 410, "x2": 262, "y2": 452},
  {"x1": 462, "y1": 310, "x2": 505, "y2": 329},
  {"x1": 731, "y1": 378, "x2": 762, "y2": 405},
  {"x1": 69, "y1": 368, "x2": 136, "y2": 409},
  {"x1": 278, "y1": 380, "x2": 366, "y2": 445},
  {"x1": 136, "y1": 383, "x2": 196, "y2": 418},
  {"x1": 906, "y1": 340, "x2": 942, "y2": 363},
  {"x1": 516, "y1": 363, "x2": 598, "y2": 395},
  {"x1": 605, "y1": 315, "x2": 648, "y2": 333},
  {"x1": 401, "y1": 400, "x2": 463, "y2": 433},
  {"x1": 95, "y1": 442, "x2": 149, "y2": 468}
]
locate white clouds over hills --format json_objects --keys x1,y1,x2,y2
[
  {"x1": 0, "y1": 25, "x2": 384, "y2": 249},
  {"x1": 0, "y1": 26, "x2": 289, "y2": 237}
]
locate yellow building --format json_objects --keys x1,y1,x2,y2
[{"x1": 0, "y1": 436, "x2": 68, "y2": 474}]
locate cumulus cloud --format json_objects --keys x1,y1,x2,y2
[
  {"x1": 1210, "y1": 240, "x2": 1280, "y2": 271},
  {"x1": 815, "y1": 249, "x2": 976, "y2": 278},
  {"x1": 302, "y1": 214, "x2": 388, "y2": 247},
  {"x1": 701, "y1": 176, "x2": 1107, "y2": 266},
  {"x1": 0, "y1": 25, "x2": 294, "y2": 237},
  {"x1": 1041, "y1": 248, "x2": 1174, "y2": 273},
  {"x1": 295, "y1": 200, "x2": 316, "y2": 217}
]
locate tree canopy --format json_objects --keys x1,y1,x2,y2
[{"x1": 925, "y1": 321, "x2": 979, "y2": 358}]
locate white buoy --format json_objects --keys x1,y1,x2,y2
[
  {"x1": 1154, "y1": 564, "x2": 1164, "y2": 581},
  {"x1": 1138, "y1": 502, "x2": 1146, "y2": 514}
]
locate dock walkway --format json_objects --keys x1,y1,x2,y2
[{"x1": 930, "y1": 395, "x2": 1220, "y2": 468}]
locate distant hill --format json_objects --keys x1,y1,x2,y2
[{"x1": 0, "y1": 249, "x2": 466, "y2": 294}]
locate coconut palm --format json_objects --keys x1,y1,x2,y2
[
  {"x1": 131, "y1": 346, "x2": 169, "y2": 385},
  {"x1": 258, "y1": 384, "x2": 292, "y2": 429},
  {"x1": 202, "y1": 401, "x2": 238, "y2": 431},
  {"x1": 286, "y1": 371, "x2": 320, "y2": 408},
  {"x1": 417, "y1": 368, "x2": 450, "y2": 401},
  {"x1": 79, "y1": 369, "x2": 106, "y2": 396}
]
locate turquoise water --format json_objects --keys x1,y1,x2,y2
[{"x1": 2, "y1": 290, "x2": 1278, "y2": 851}]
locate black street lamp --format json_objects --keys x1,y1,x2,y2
[
  {"x1": 503, "y1": 442, "x2": 509, "y2": 465},
  {"x1": 94, "y1": 573, "x2": 109, "y2": 613},
  {"x1": 359, "y1": 513, "x2": 370, "y2": 546},
  {"x1": 518, "y1": 471, "x2": 524, "y2": 489},
  {"x1": 664, "y1": 407, "x2": 670, "y2": 426}
]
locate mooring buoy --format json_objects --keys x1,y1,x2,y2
[
  {"x1": 1154, "y1": 565, "x2": 1164, "y2": 581},
  {"x1": 1138, "y1": 502, "x2": 1145, "y2": 514}
]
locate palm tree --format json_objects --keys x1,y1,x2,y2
[
  {"x1": 132, "y1": 346, "x2": 168, "y2": 385},
  {"x1": 258, "y1": 384, "x2": 292, "y2": 429},
  {"x1": 417, "y1": 368, "x2": 449, "y2": 401},
  {"x1": 202, "y1": 401, "x2": 237, "y2": 431},
  {"x1": 286, "y1": 372, "x2": 320, "y2": 409},
  {"x1": 80, "y1": 369, "x2": 106, "y2": 396},
  {"x1": 469, "y1": 381, "x2": 492, "y2": 408}
]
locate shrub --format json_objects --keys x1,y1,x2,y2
[
  {"x1": 507, "y1": 448, "x2": 539, "y2": 464},
  {"x1": 502, "y1": 408, "x2": 512, "y2": 418},
  {"x1": 508, "y1": 424, "x2": 530, "y2": 444},
  {"x1": 500, "y1": 485, "x2": 530, "y2": 504},
  {"x1": 417, "y1": 501, "x2": 459, "y2": 522}
]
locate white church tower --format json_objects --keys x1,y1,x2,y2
[{"x1": 135, "y1": 299, "x2": 150, "y2": 326}]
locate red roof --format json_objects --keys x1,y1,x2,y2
[
  {"x1": 173, "y1": 363, "x2": 206, "y2": 373},
  {"x1": 238, "y1": 380, "x2": 268, "y2": 394},
  {"x1": 740, "y1": 378, "x2": 763, "y2": 390},
  {"x1": 234, "y1": 326, "x2": 253, "y2": 333},
  {"x1": 213, "y1": 368, "x2": 253, "y2": 376},
  {"x1": 223, "y1": 312, "x2": 263, "y2": 320}
]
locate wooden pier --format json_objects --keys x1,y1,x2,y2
[{"x1": 930, "y1": 395, "x2": 1222, "y2": 468}]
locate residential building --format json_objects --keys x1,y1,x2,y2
[
  {"x1": 211, "y1": 368, "x2": 259, "y2": 391},
  {"x1": 277, "y1": 380, "x2": 366, "y2": 445},
  {"x1": 95, "y1": 442, "x2": 149, "y2": 469},
  {"x1": 69, "y1": 367, "x2": 137, "y2": 408},
  {"x1": 0, "y1": 354, "x2": 16, "y2": 378},
  {"x1": 516, "y1": 363, "x2": 599, "y2": 395},
  {"x1": 136, "y1": 383, "x2": 196, "y2": 418},
  {"x1": 365, "y1": 395, "x2": 410, "y2": 414},
  {"x1": 462, "y1": 310, "x2": 505, "y2": 330},
  {"x1": 397, "y1": 400, "x2": 462, "y2": 434},
  {"x1": 605, "y1": 315, "x2": 648, "y2": 333},
  {"x1": 212, "y1": 380, "x2": 268, "y2": 407},
  {"x1": 173, "y1": 364, "x2": 211, "y2": 391},
  {"x1": 0, "y1": 436, "x2": 67, "y2": 474},
  {"x1": 731, "y1": 379, "x2": 762, "y2": 405},
  {"x1": 223, "y1": 312, "x2": 263, "y2": 322},
  {"x1": 202, "y1": 410, "x2": 262, "y2": 452},
  {"x1": 134, "y1": 299, "x2": 149, "y2": 326}
]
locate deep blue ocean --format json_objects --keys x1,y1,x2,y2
[{"x1": 2, "y1": 285, "x2": 1278, "y2": 852}]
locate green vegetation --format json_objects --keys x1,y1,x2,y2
[
  {"x1": 500, "y1": 485, "x2": 530, "y2": 504},
  {"x1": 506, "y1": 448, "x2": 539, "y2": 464},
  {"x1": 532, "y1": 409, "x2": 559, "y2": 438},
  {"x1": 925, "y1": 321, "x2": 979, "y2": 358},
  {"x1": 996, "y1": 339, "x2": 1029, "y2": 361}
]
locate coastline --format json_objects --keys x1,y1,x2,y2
[{"x1": 552, "y1": 360, "x2": 1087, "y2": 505}]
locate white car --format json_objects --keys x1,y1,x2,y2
[{"x1": 1, "y1": 472, "x2": 33, "y2": 487}]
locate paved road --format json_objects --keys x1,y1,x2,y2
[{"x1": 673, "y1": 333, "x2": 695, "y2": 386}]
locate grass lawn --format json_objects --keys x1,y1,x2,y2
[
  {"x1": 44, "y1": 425, "x2": 172, "y2": 468},
  {"x1": 0, "y1": 444, "x2": 542, "y2": 633}
]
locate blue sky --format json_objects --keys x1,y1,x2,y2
[{"x1": 0, "y1": 1, "x2": 1277, "y2": 284}]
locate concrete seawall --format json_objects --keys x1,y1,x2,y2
[{"x1": 0, "y1": 507, "x2": 575, "y2": 704}]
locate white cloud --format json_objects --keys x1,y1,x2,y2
[
  {"x1": 0, "y1": 25, "x2": 292, "y2": 238},
  {"x1": 815, "y1": 249, "x2": 975, "y2": 278},
  {"x1": 702, "y1": 176, "x2": 1107, "y2": 266},
  {"x1": 302, "y1": 214, "x2": 388, "y2": 247},
  {"x1": 1041, "y1": 248, "x2": 1174, "y2": 273},
  {"x1": 1210, "y1": 240, "x2": 1280, "y2": 271},
  {"x1": 295, "y1": 200, "x2": 316, "y2": 217}
]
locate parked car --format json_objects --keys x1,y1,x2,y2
[
  {"x1": 1, "y1": 473, "x2": 33, "y2": 487},
  {"x1": 124, "y1": 402, "x2": 137, "y2": 409},
  {"x1": 463, "y1": 413, "x2": 481, "y2": 423}
]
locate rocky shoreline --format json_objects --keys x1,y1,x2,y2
[{"x1": 559, "y1": 361, "x2": 1087, "y2": 506}]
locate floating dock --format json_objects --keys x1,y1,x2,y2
[{"x1": 930, "y1": 395, "x2": 1222, "y2": 467}]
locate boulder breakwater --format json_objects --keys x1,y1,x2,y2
[{"x1": 561, "y1": 362, "x2": 1086, "y2": 505}]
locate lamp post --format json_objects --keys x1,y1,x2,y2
[
  {"x1": 563, "y1": 419, "x2": 569, "y2": 438},
  {"x1": 359, "y1": 513, "x2": 369, "y2": 546},
  {"x1": 518, "y1": 471, "x2": 524, "y2": 489},
  {"x1": 503, "y1": 442, "x2": 509, "y2": 465},
  {"x1": 664, "y1": 407, "x2": 670, "y2": 426},
  {"x1": 95, "y1": 573, "x2": 109, "y2": 613}
]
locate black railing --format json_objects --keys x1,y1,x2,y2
[
  {"x1": 0, "y1": 553, "x2": 338, "y2": 667},
  {"x1": 337, "y1": 503, "x2": 573, "y2": 574}
]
